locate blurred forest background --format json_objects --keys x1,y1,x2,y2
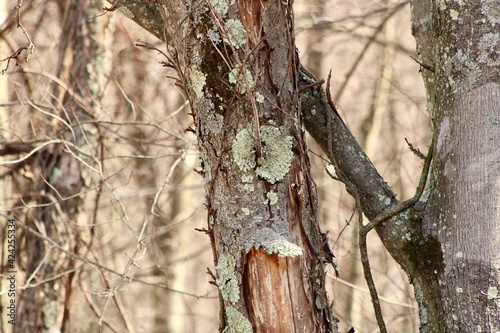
[{"x1": 0, "y1": 0, "x2": 430, "y2": 332}]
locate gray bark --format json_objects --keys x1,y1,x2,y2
[{"x1": 415, "y1": 1, "x2": 500, "y2": 331}]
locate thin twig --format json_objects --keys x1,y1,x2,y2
[{"x1": 405, "y1": 138, "x2": 426, "y2": 160}]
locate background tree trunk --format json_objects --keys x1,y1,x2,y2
[{"x1": 12, "y1": 0, "x2": 112, "y2": 331}]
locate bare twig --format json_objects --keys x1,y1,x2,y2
[
  {"x1": 361, "y1": 131, "x2": 435, "y2": 234},
  {"x1": 410, "y1": 55, "x2": 435, "y2": 72},
  {"x1": 7, "y1": 218, "x2": 214, "y2": 299},
  {"x1": 1, "y1": 0, "x2": 34, "y2": 74},
  {"x1": 405, "y1": 138, "x2": 426, "y2": 160}
]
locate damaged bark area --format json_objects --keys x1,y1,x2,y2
[{"x1": 244, "y1": 249, "x2": 314, "y2": 333}]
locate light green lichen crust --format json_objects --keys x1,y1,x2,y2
[
  {"x1": 251, "y1": 228, "x2": 303, "y2": 257},
  {"x1": 223, "y1": 307, "x2": 253, "y2": 333},
  {"x1": 481, "y1": 0, "x2": 500, "y2": 24},
  {"x1": 210, "y1": 0, "x2": 234, "y2": 17},
  {"x1": 256, "y1": 126, "x2": 294, "y2": 183},
  {"x1": 229, "y1": 67, "x2": 255, "y2": 94},
  {"x1": 266, "y1": 191, "x2": 278, "y2": 205},
  {"x1": 216, "y1": 253, "x2": 240, "y2": 304},
  {"x1": 190, "y1": 68, "x2": 207, "y2": 99},
  {"x1": 225, "y1": 19, "x2": 247, "y2": 49},
  {"x1": 233, "y1": 128, "x2": 256, "y2": 171},
  {"x1": 487, "y1": 286, "x2": 498, "y2": 299},
  {"x1": 232, "y1": 125, "x2": 294, "y2": 184}
]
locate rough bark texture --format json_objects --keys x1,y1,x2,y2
[{"x1": 152, "y1": 0, "x2": 334, "y2": 331}]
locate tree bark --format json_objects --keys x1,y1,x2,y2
[
  {"x1": 413, "y1": 1, "x2": 500, "y2": 331},
  {"x1": 152, "y1": 0, "x2": 335, "y2": 331}
]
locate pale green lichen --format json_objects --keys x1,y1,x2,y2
[
  {"x1": 481, "y1": 0, "x2": 500, "y2": 24},
  {"x1": 446, "y1": 49, "x2": 482, "y2": 93},
  {"x1": 478, "y1": 33, "x2": 500, "y2": 67},
  {"x1": 413, "y1": 280, "x2": 428, "y2": 325},
  {"x1": 456, "y1": 287, "x2": 463, "y2": 293},
  {"x1": 241, "y1": 207, "x2": 250, "y2": 215},
  {"x1": 450, "y1": 9, "x2": 459, "y2": 20},
  {"x1": 190, "y1": 69, "x2": 207, "y2": 99},
  {"x1": 487, "y1": 286, "x2": 498, "y2": 299},
  {"x1": 207, "y1": 29, "x2": 222, "y2": 44},
  {"x1": 225, "y1": 19, "x2": 247, "y2": 49},
  {"x1": 243, "y1": 184, "x2": 254, "y2": 192},
  {"x1": 241, "y1": 174, "x2": 254, "y2": 183},
  {"x1": 216, "y1": 253, "x2": 240, "y2": 304},
  {"x1": 223, "y1": 307, "x2": 252, "y2": 333},
  {"x1": 233, "y1": 125, "x2": 294, "y2": 184},
  {"x1": 438, "y1": 0, "x2": 447, "y2": 10},
  {"x1": 43, "y1": 301, "x2": 58, "y2": 328},
  {"x1": 210, "y1": 0, "x2": 234, "y2": 17},
  {"x1": 377, "y1": 194, "x2": 391, "y2": 206},
  {"x1": 256, "y1": 92, "x2": 265, "y2": 103},
  {"x1": 267, "y1": 239, "x2": 303, "y2": 257},
  {"x1": 233, "y1": 128, "x2": 256, "y2": 171},
  {"x1": 251, "y1": 228, "x2": 303, "y2": 257},
  {"x1": 256, "y1": 126, "x2": 294, "y2": 184},
  {"x1": 229, "y1": 67, "x2": 254, "y2": 94},
  {"x1": 266, "y1": 191, "x2": 278, "y2": 205}
]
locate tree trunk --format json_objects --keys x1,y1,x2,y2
[
  {"x1": 14, "y1": 0, "x2": 112, "y2": 331},
  {"x1": 413, "y1": 1, "x2": 500, "y2": 331},
  {"x1": 154, "y1": 0, "x2": 335, "y2": 331}
]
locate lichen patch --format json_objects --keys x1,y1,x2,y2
[
  {"x1": 232, "y1": 127, "x2": 256, "y2": 171},
  {"x1": 223, "y1": 307, "x2": 252, "y2": 333},
  {"x1": 225, "y1": 19, "x2": 247, "y2": 49},
  {"x1": 216, "y1": 253, "x2": 240, "y2": 304},
  {"x1": 190, "y1": 68, "x2": 207, "y2": 99},
  {"x1": 478, "y1": 33, "x2": 500, "y2": 67},
  {"x1": 255, "y1": 126, "x2": 294, "y2": 184},
  {"x1": 232, "y1": 125, "x2": 294, "y2": 184},
  {"x1": 445, "y1": 49, "x2": 482, "y2": 93},
  {"x1": 481, "y1": 0, "x2": 500, "y2": 24},
  {"x1": 210, "y1": 0, "x2": 234, "y2": 17},
  {"x1": 229, "y1": 67, "x2": 254, "y2": 94},
  {"x1": 249, "y1": 228, "x2": 303, "y2": 257},
  {"x1": 266, "y1": 191, "x2": 278, "y2": 205}
]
